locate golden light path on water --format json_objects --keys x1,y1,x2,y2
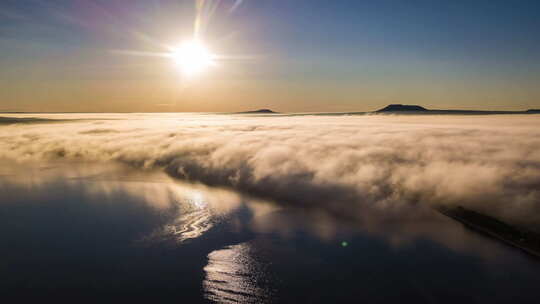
[
  {"x1": 76, "y1": 172, "x2": 222, "y2": 244},
  {"x1": 119, "y1": 177, "x2": 239, "y2": 244},
  {"x1": 203, "y1": 243, "x2": 272, "y2": 303},
  {"x1": 0, "y1": 160, "x2": 272, "y2": 302},
  {"x1": 0, "y1": 161, "x2": 219, "y2": 244},
  {"x1": 0, "y1": 161, "x2": 271, "y2": 302},
  {"x1": 160, "y1": 191, "x2": 215, "y2": 242},
  {"x1": 2, "y1": 154, "x2": 538, "y2": 302}
]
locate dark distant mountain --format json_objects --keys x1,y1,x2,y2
[
  {"x1": 283, "y1": 105, "x2": 540, "y2": 117},
  {"x1": 371, "y1": 104, "x2": 540, "y2": 115},
  {"x1": 376, "y1": 104, "x2": 428, "y2": 112},
  {"x1": 236, "y1": 109, "x2": 278, "y2": 114}
]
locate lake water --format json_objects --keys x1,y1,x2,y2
[{"x1": 1, "y1": 163, "x2": 539, "y2": 303}]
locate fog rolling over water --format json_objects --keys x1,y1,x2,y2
[
  {"x1": 1, "y1": 113, "x2": 540, "y2": 303},
  {"x1": 1, "y1": 113, "x2": 539, "y2": 230},
  {"x1": 1, "y1": 161, "x2": 539, "y2": 303}
]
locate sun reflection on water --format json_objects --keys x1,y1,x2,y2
[
  {"x1": 165, "y1": 192, "x2": 214, "y2": 242},
  {"x1": 203, "y1": 243, "x2": 272, "y2": 303}
]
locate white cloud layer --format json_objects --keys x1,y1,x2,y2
[{"x1": 1, "y1": 113, "x2": 539, "y2": 229}]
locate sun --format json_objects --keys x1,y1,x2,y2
[{"x1": 170, "y1": 39, "x2": 216, "y2": 76}]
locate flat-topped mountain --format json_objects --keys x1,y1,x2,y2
[
  {"x1": 237, "y1": 109, "x2": 278, "y2": 114},
  {"x1": 376, "y1": 104, "x2": 427, "y2": 112},
  {"x1": 371, "y1": 104, "x2": 540, "y2": 115}
]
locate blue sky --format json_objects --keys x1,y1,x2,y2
[{"x1": 1, "y1": 0, "x2": 539, "y2": 112}]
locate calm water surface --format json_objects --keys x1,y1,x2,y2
[{"x1": 1, "y1": 163, "x2": 539, "y2": 303}]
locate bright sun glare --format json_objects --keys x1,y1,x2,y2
[{"x1": 171, "y1": 39, "x2": 216, "y2": 76}]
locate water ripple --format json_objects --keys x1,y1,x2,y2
[{"x1": 203, "y1": 243, "x2": 272, "y2": 303}]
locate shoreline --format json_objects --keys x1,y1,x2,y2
[{"x1": 438, "y1": 206, "x2": 540, "y2": 259}]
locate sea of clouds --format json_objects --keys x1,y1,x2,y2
[{"x1": 1, "y1": 113, "x2": 539, "y2": 230}]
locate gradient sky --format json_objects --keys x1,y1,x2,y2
[{"x1": 1, "y1": 0, "x2": 539, "y2": 112}]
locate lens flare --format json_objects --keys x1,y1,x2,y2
[
  {"x1": 171, "y1": 39, "x2": 216, "y2": 76},
  {"x1": 108, "y1": 0, "x2": 253, "y2": 82}
]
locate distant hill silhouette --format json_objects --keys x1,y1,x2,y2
[
  {"x1": 236, "y1": 109, "x2": 278, "y2": 114},
  {"x1": 370, "y1": 104, "x2": 540, "y2": 115},
  {"x1": 376, "y1": 104, "x2": 427, "y2": 112}
]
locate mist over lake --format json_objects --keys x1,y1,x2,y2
[
  {"x1": 1, "y1": 113, "x2": 540, "y2": 303},
  {"x1": 2, "y1": 113, "x2": 539, "y2": 228}
]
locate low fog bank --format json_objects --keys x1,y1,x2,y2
[
  {"x1": 0, "y1": 116, "x2": 59, "y2": 125},
  {"x1": 1, "y1": 114, "x2": 539, "y2": 230}
]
